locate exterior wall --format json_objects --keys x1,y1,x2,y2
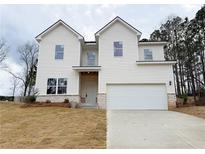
[
  {"x1": 35, "y1": 24, "x2": 81, "y2": 97},
  {"x1": 138, "y1": 44, "x2": 165, "y2": 61},
  {"x1": 81, "y1": 45, "x2": 98, "y2": 66},
  {"x1": 36, "y1": 95, "x2": 80, "y2": 103},
  {"x1": 98, "y1": 21, "x2": 175, "y2": 109}
]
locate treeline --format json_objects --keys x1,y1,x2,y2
[{"x1": 149, "y1": 5, "x2": 205, "y2": 101}]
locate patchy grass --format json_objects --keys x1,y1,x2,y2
[
  {"x1": 0, "y1": 103, "x2": 106, "y2": 148},
  {"x1": 170, "y1": 105, "x2": 205, "y2": 119}
]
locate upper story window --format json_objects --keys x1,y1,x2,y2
[
  {"x1": 87, "y1": 52, "x2": 96, "y2": 66},
  {"x1": 114, "y1": 41, "x2": 123, "y2": 57},
  {"x1": 47, "y1": 78, "x2": 57, "y2": 94},
  {"x1": 58, "y1": 78, "x2": 67, "y2": 94},
  {"x1": 55, "y1": 45, "x2": 64, "y2": 59},
  {"x1": 144, "y1": 49, "x2": 153, "y2": 60}
]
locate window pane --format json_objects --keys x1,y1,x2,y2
[
  {"x1": 47, "y1": 78, "x2": 56, "y2": 86},
  {"x1": 47, "y1": 78, "x2": 56, "y2": 94},
  {"x1": 55, "y1": 45, "x2": 64, "y2": 59},
  {"x1": 114, "y1": 41, "x2": 123, "y2": 57},
  {"x1": 114, "y1": 48, "x2": 123, "y2": 56},
  {"x1": 58, "y1": 78, "x2": 67, "y2": 94},
  {"x1": 58, "y1": 78, "x2": 67, "y2": 86},
  {"x1": 87, "y1": 52, "x2": 96, "y2": 65},
  {"x1": 114, "y1": 41, "x2": 122, "y2": 48},
  {"x1": 47, "y1": 86, "x2": 56, "y2": 94},
  {"x1": 55, "y1": 51, "x2": 64, "y2": 59},
  {"x1": 144, "y1": 49, "x2": 153, "y2": 60},
  {"x1": 55, "y1": 45, "x2": 64, "y2": 51},
  {"x1": 58, "y1": 87, "x2": 67, "y2": 94}
]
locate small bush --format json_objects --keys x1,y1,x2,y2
[
  {"x1": 24, "y1": 96, "x2": 36, "y2": 103},
  {"x1": 181, "y1": 94, "x2": 188, "y2": 104},
  {"x1": 45, "y1": 100, "x2": 51, "y2": 103},
  {"x1": 63, "y1": 99, "x2": 69, "y2": 103}
]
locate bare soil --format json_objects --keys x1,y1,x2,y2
[{"x1": 170, "y1": 105, "x2": 205, "y2": 119}]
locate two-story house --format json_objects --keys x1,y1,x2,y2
[{"x1": 35, "y1": 16, "x2": 176, "y2": 110}]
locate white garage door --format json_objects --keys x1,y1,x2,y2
[{"x1": 107, "y1": 84, "x2": 167, "y2": 110}]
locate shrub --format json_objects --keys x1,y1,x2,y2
[
  {"x1": 45, "y1": 100, "x2": 51, "y2": 103},
  {"x1": 23, "y1": 96, "x2": 36, "y2": 103},
  {"x1": 181, "y1": 94, "x2": 188, "y2": 104},
  {"x1": 63, "y1": 99, "x2": 69, "y2": 103}
]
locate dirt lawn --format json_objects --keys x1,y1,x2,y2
[
  {"x1": 0, "y1": 103, "x2": 106, "y2": 148},
  {"x1": 170, "y1": 106, "x2": 205, "y2": 119}
]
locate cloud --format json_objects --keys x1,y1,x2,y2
[
  {"x1": 95, "y1": 8, "x2": 103, "y2": 15},
  {"x1": 0, "y1": 57, "x2": 23, "y2": 96},
  {"x1": 181, "y1": 4, "x2": 201, "y2": 12}
]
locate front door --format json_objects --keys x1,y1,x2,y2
[{"x1": 81, "y1": 73, "x2": 98, "y2": 105}]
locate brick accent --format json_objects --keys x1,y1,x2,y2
[
  {"x1": 168, "y1": 93, "x2": 176, "y2": 109},
  {"x1": 97, "y1": 93, "x2": 106, "y2": 109},
  {"x1": 36, "y1": 95, "x2": 80, "y2": 103}
]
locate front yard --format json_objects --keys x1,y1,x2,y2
[
  {"x1": 170, "y1": 105, "x2": 205, "y2": 119},
  {"x1": 0, "y1": 103, "x2": 106, "y2": 148}
]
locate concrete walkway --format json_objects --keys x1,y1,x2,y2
[{"x1": 107, "y1": 110, "x2": 205, "y2": 149}]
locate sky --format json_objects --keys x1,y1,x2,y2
[{"x1": 0, "y1": 4, "x2": 203, "y2": 96}]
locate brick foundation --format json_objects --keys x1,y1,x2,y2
[
  {"x1": 168, "y1": 93, "x2": 176, "y2": 109},
  {"x1": 36, "y1": 95, "x2": 80, "y2": 103}
]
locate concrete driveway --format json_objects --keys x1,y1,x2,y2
[{"x1": 107, "y1": 110, "x2": 205, "y2": 149}]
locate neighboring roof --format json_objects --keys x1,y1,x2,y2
[
  {"x1": 35, "y1": 19, "x2": 84, "y2": 42},
  {"x1": 95, "y1": 16, "x2": 142, "y2": 37},
  {"x1": 138, "y1": 41, "x2": 167, "y2": 45}
]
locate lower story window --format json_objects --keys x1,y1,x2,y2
[
  {"x1": 47, "y1": 78, "x2": 57, "y2": 94},
  {"x1": 58, "y1": 78, "x2": 67, "y2": 94},
  {"x1": 47, "y1": 78, "x2": 67, "y2": 94}
]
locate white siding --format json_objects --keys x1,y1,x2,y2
[
  {"x1": 98, "y1": 21, "x2": 175, "y2": 94},
  {"x1": 138, "y1": 44, "x2": 165, "y2": 61},
  {"x1": 35, "y1": 24, "x2": 81, "y2": 95}
]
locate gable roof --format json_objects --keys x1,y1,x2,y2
[
  {"x1": 95, "y1": 16, "x2": 142, "y2": 37},
  {"x1": 35, "y1": 19, "x2": 84, "y2": 42}
]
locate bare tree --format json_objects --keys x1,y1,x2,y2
[
  {"x1": 17, "y1": 42, "x2": 38, "y2": 96},
  {"x1": 0, "y1": 38, "x2": 8, "y2": 65},
  {"x1": 10, "y1": 76, "x2": 20, "y2": 101},
  {"x1": 6, "y1": 42, "x2": 38, "y2": 97}
]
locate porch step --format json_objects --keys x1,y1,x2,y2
[{"x1": 79, "y1": 103, "x2": 98, "y2": 109}]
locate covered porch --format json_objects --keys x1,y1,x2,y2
[{"x1": 79, "y1": 72, "x2": 98, "y2": 108}]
